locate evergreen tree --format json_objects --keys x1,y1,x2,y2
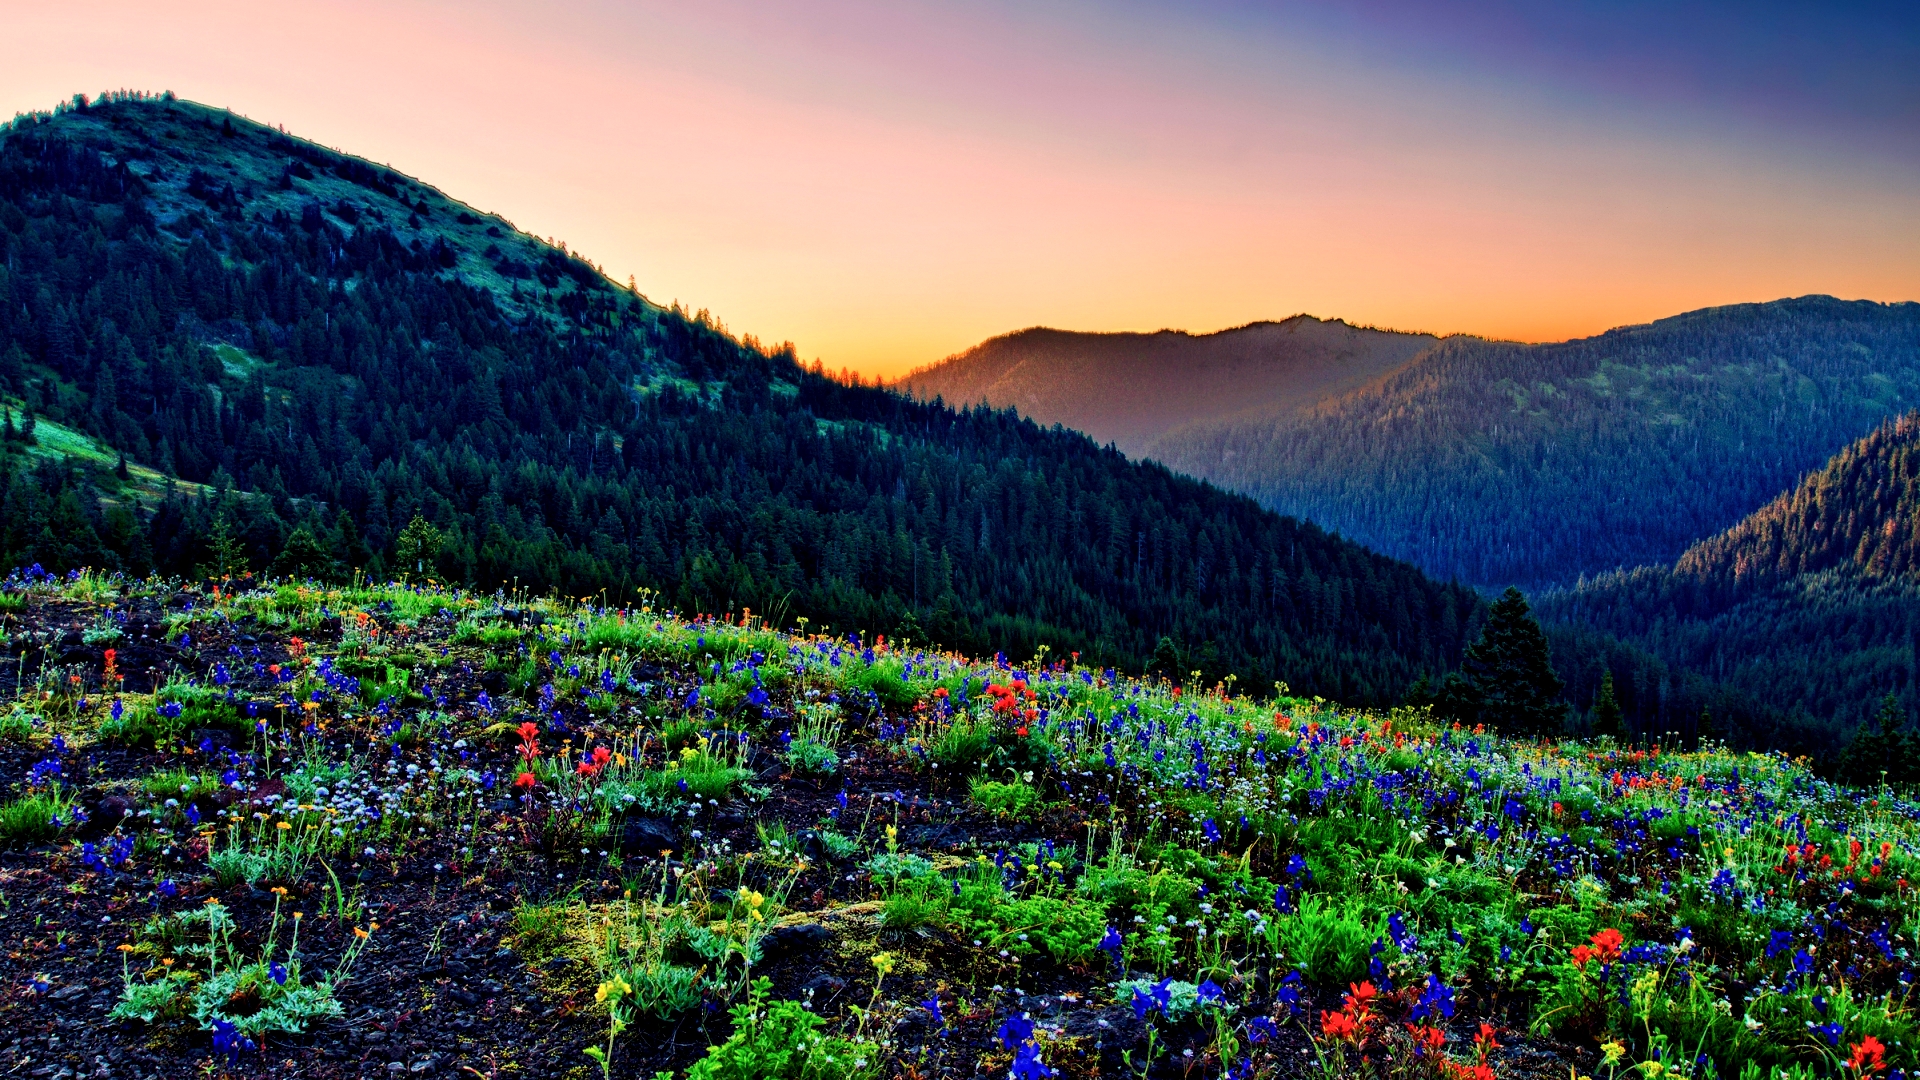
[
  {"x1": 195, "y1": 512, "x2": 247, "y2": 581},
  {"x1": 1592, "y1": 669, "x2": 1625, "y2": 742},
  {"x1": 1432, "y1": 671, "x2": 1481, "y2": 725},
  {"x1": 272, "y1": 527, "x2": 334, "y2": 581},
  {"x1": 1459, "y1": 587, "x2": 1566, "y2": 737},
  {"x1": 395, "y1": 514, "x2": 444, "y2": 579},
  {"x1": 1402, "y1": 673, "x2": 1436, "y2": 709},
  {"x1": 1837, "y1": 694, "x2": 1913, "y2": 787},
  {"x1": 1150, "y1": 636, "x2": 1184, "y2": 679}
]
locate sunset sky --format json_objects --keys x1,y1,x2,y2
[{"x1": 7, "y1": 0, "x2": 1917, "y2": 379}]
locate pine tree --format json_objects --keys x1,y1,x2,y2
[
  {"x1": 1402, "y1": 673, "x2": 1436, "y2": 709},
  {"x1": 395, "y1": 513, "x2": 444, "y2": 579},
  {"x1": 195, "y1": 512, "x2": 247, "y2": 581},
  {"x1": 1592, "y1": 669, "x2": 1625, "y2": 742},
  {"x1": 273, "y1": 527, "x2": 334, "y2": 581},
  {"x1": 1150, "y1": 636, "x2": 1183, "y2": 679},
  {"x1": 1838, "y1": 694, "x2": 1913, "y2": 787},
  {"x1": 1696, "y1": 706, "x2": 1719, "y2": 748},
  {"x1": 1460, "y1": 587, "x2": 1566, "y2": 737}
]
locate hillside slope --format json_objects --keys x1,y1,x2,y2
[
  {"x1": 1150, "y1": 298, "x2": 1920, "y2": 589},
  {"x1": 1537, "y1": 412, "x2": 1920, "y2": 751},
  {"x1": 893, "y1": 317, "x2": 1436, "y2": 456},
  {"x1": 0, "y1": 92, "x2": 1483, "y2": 702}
]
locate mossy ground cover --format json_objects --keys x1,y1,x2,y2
[{"x1": 0, "y1": 567, "x2": 1913, "y2": 1079}]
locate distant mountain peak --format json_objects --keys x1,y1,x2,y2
[{"x1": 893, "y1": 315, "x2": 1438, "y2": 456}]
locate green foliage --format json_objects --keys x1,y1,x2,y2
[
  {"x1": 879, "y1": 874, "x2": 950, "y2": 931},
  {"x1": 780, "y1": 704, "x2": 842, "y2": 776},
  {"x1": 670, "y1": 977, "x2": 880, "y2": 1080},
  {"x1": 928, "y1": 713, "x2": 993, "y2": 771},
  {"x1": 0, "y1": 705, "x2": 36, "y2": 742},
  {"x1": 949, "y1": 862, "x2": 1107, "y2": 965},
  {"x1": 511, "y1": 898, "x2": 574, "y2": 963},
  {"x1": 968, "y1": 776, "x2": 1039, "y2": 818},
  {"x1": 0, "y1": 788, "x2": 73, "y2": 845},
  {"x1": 1273, "y1": 893, "x2": 1381, "y2": 985},
  {"x1": 114, "y1": 900, "x2": 360, "y2": 1040}
]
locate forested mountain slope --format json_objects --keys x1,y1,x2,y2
[
  {"x1": 1149, "y1": 298, "x2": 1920, "y2": 589},
  {"x1": 1537, "y1": 413, "x2": 1920, "y2": 754},
  {"x1": 0, "y1": 93, "x2": 1484, "y2": 702},
  {"x1": 893, "y1": 317, "x2": 1436, "y2": 457}
]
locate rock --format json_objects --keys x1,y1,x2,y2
[
  {"x1": 759, "y1": 923, "x2": 832, "y2": 962},
  {"x1": 189, "y1": 728, "x2": 234, "y2": 751},
  {"x1": 800, "y1": 973, "x2": 846, "y2": 1001},
  {"x1": 619, "y1": 816, "x2": 678, "y2": 857}
]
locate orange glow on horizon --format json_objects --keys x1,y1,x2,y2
[{"x1": 5, "y1": 0, "x2": 1915, "y2": 381}]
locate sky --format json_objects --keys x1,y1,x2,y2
[{"x1": 5, "y1": 0, "x2": 1917, "y2": 378}]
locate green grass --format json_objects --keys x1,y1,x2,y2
[{"x1": 0, "y1": 790, "x2": 75, "y2": 846}]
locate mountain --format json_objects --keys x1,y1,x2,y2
[
  {"x1": 1536, "y1": 412, "x2": 1920, "y2": 754},
  {"x1": 892, "y1": 317, "x2": 1437, "y2": 457},
  {"x1": 0, "y1": 92, "x2": 1485, "y2": 702},
  {"x1": 1140, "y1": 298, "x2": 1920, "y2": 589}
]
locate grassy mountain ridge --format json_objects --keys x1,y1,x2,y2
[
  {"x1": 1537, "y1": 412, "x2": 1920, "y2": 754},
  {"x1": 0, "y1": 92, "x2": 1483, "y2": 702},
  {"x1": 1140, "y1": 297, "x2": 1920, "y2": 589},
  {"x1": 893, "y1": 316, "x2": 1437, "y2": 457}
]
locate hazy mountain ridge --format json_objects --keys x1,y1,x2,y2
[
  {"x1": 1150, "y1": 297, "x2": 1920, "y2": 588},
  {"x1": 1538, "y1": 413, "x2": 1920, "y2": 752},
  {"x1": 894, "y1": 316, "x2": 1438, "y2": 456}
]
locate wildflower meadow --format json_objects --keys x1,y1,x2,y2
[{"x1": 0, "y1": 566, "x2": 1911, "y2": 1079}]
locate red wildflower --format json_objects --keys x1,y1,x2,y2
[
  {"x1": 514, "y1": 771, "x2": 537, "y2": 790},
  {"x1": 1570, "y1": 945, "x2": 1594, "y2": 968},
  {"x1": 1320, "y1": 1009, "x2": 1359, "y2": 1042},
  {"x1": 1851, "y1": 1035, "x2": 1887, "y2": 1075},
  {"x1": 1589, "y1": 928, "x2": 1623, "y2": 963},
  {"x1": 575, "y1": 746, "x2": 613, "y2": 777},
  {"x1": 1474, "y1": 1023, "x2": 1500, "y2": 1052},
  {"x1": 1343, "y1": 981, "x2": 1377, "y2": 1015},
  {"x1": 1014, "y1": 725, "x2": 1029, "y2": 737}
]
